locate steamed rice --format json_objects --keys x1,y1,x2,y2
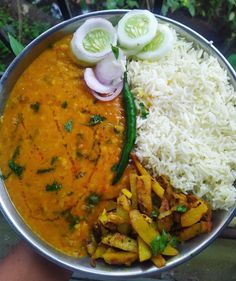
[{"x1": 128, "y1": 28, "x2": 236, "y2": 210}]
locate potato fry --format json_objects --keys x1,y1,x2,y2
[
  {"x1": 103, "y1": 251, "x2": 138, "y2": 266},
  {"x1": 179, "y1": 222, "x2": 202, "y2": 241},
  {"x1": 117, "y1": 194, "x2": 131, "y2": 211},
  {"x1": 117, "y1": 223, "x2": 131, "y2": 235},
  {"x1": 131, "y1": 153, "x2": 150, "y2": 176},
  {"x1": 137, "y1": 237, "x2": 152, "y2": 262},
  {"x1": 122, "y1": 188, "x2": 132, "y2": 199},
  {"x1": 102, "y1": 233, "x2": 138, "y2": 253},
  {"x1": 181, "y1": 201, "x2": 208, "y2": 227},
  {"x1": 152, "y1": 181, "x2": 165, "y2": 199},
  {"x1": 129, "y1": 210, "x2": 159, "y2": 245},
  {"x1": 130, "y1": 173, "x2": 138, "y2": 209},
  {"x1": 162, "y1": 244, "x2": 179, "y2": 256},
  {"x1": 151, "y1": 255, "x2": 166, "y2": 268},
  {"x1": 92, "y1": 245, "x2": 108, "y2": 259},
  {"x1": 136, "y1": 175, "x2": 152, "y2": 215}
]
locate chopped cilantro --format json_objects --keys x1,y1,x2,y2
[
  {"x1": 88, "y1": 114, "x2": 106, "y2": 126},
  {"x1": 61, "y1": 101, "x2": 68, "y2": 109},
  {"x1": 45, "y1": 181, "x2": 62, "y2": 192},
  {"x1": 76, "y1": 150, "x2": 84, "y2": 158},
  {"x1": 64, "y1": 119, "x2": 73, "y2": 132},
  {"x1": 8, "y1": 145, "x2": 24, "y2": 178},
  {"x1": 111, "y1": 44, "x2": 119, "y2": 60},
  {"x1": 9, "y1": 160, "x2": 24, "y2": 178},
  {"x1": 37, "y1": 167, "x2": 55, "y2": 174},
  {"x1": 0, "y1": 172, "x2": 11, "y2": 181},
  {"x1": 50, "y1": 156, "x2": 58, "y2": 165},
  {"x1": 176, "y1": 205, "x2": 187, "y2": 213},
  {"x1": 150, "y1": 209, "x2": 159, "y2": 219},
  {"x1": 61, "y1": 209, "x2": 80, "y2": 230},
  {"x1": 30, "y1": 102, "x2": 40, "y2": 113},
  {"x1": 150, "y1": 230, "x2": 168, "y2": 255},
  {"x1": 139, "y1": 102, "x2": 149, "y2": 119},
  {"x1": 12, "y1": 145, "x2": 20, "y2": 161},
  {"x1": 169, "y1": 236, "x2": 179, "y2": 248},
  {"x1": 87, "y1": 192, "x2": 100, "y2": 207}
]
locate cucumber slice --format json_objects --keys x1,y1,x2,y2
[
  {"x1": 71, "y1": 18, "x2": 117, "y2": 65},
  {"x1": 136, "y1": 24, "x2": 175, "y2": 60},
  {"x1": 117, "y1": 10, "x2": 158, "y2": 50}
]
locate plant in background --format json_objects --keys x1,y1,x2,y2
[
  {"x1": 161, "y1": 0, "x2": 236, "y2": 37},
  {"x1": 103, "y1": 0, "x2": 139, "y2": 9}
]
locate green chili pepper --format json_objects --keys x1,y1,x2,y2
[{"x1": 112, "y1": 70, "x2": 136, "y2": 184}]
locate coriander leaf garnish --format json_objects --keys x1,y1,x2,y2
[
  {"x1": 45, "y1": 181, "x2": 62, "y2": 192},
  {"x1": 139, "y1": 102, "x2": 149, "y2": 119},
  {"x1": 30, "y1": 102, "x2": 40, "y2": 113},
  {"x1": 8, "y1": 146, "x2": 24, "y2": 178},
  {"x1": 50, "y1": 156, "x2": 58, "y2": 165},
  {"x1": 64, "y1": 119, "x2": 73, "y2": 132},
  {"x1": 169, "y1": 236, "x2": 179, "y2": 248},
  {"x1": 9, "y1": 160, "x2": 24, "y2": 178},
  {"x1": 61, "y1": 101, "x2": 68, "y2": 109},
  {"x1": 37, "y1": 167, "x2": 55, "y2": 174},
  {"x1": 61, "y1": 209, "x2": 80, "y2": 230},
  {"x1": 111, "y1": 44, "x2": 119, "y2": 60},
  {"x1": 150, "y1": 209, "x2": 159, "y2": 219},
  {"x1": 86, "y1": 192, "x2": 100, "y2": 207},
  {"x1": 150, "y1": 230, "x2": 168, "y2": 255},
  {"x1": 0, "y1": 172, "x2": 11, "y2": 181},
  {"x1": 176, "y1": 205, "x2": 187, "y2": 213},
  {"x1": 88, "y1": 114, "x2": 106, "y2": 126}
]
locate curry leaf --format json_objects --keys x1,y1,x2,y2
[{"x1": 8, "y1": 33, "x2": 24, "y2": 56}]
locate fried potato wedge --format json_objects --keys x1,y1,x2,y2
[
  {"x1": 129, "y1": 210, "x2": 159, "y2": 245},
  {"x1": 102, "y1": 233, "x2": 138, "y2": 253},
  {"x1": 181, "y1": 201, "x2": 208, "y2": 227},
  {"x1": 103, "y1": 251, "x2": 138, "y2": 266},
  {"x1": 136, "y1": 175, "x2": 152, "y2": 215},
  {"x1": 138, "y1": 237, "x2": 152, "y2": 262},
  {"x1": 151, "y1": 255, "x2": 166, "y2": 268}
]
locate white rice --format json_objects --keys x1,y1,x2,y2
[{"x1": 128, "y1": 28, "x2": 236, "y2": 210}]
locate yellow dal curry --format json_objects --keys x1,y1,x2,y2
[{"x1": 0, "y1": 36, "x2": 133, "y2": 257}]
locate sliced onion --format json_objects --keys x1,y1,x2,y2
[
  {"x1": 91, "y1": 82, "x2": 123, "y2": 101},
  {"x1": 95, "y1": 50, "x2": 126, "y2": 86},
  {"x1": 84, "y1": 68, "x2": 117, "y2": 94}
]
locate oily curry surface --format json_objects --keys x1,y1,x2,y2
[{"x1": 0, "y1": 36, "x2": 132, "y2": 257}]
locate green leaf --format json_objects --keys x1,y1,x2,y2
[
  {"x1": 86, "y1": 192, "x2": 100, "y2": 206},
  {"x1": 150, "y1": 209, "x2": 159, "y2": 219},
  {"x1": 228, "y1": 54, "x2": 236, "y2": 70},
  {"x1": 37, "y1": 167, "x2": 55, "y2": 174},
  {"x1": 8, "y1": 33, "x2": 24, "y2": 56},
  {"x1": 50, "y1": 156, "x2": 58, "y2": 165},
  {"x1": 8, "y1": 160, "x2": 24, "y2": 178},
  {"x1": 111, "y1": 44, "x2": 119, "y2": 60},
  {"x1": 45, "y1": 181, "x2": 62, "y2": 192},
  {"x1": 30, "y1": 102, "x2": 40, "y2": 113},
  {"x1": 64, "y1": 119, "x2": 73, "y2": 132},
  {"x1": 150, "y1": 230, "x2": 169, "y2": 255},
  {"x1": 88, "y1": 114, "x2": 106, "y2": 126},
  {"x1": 61, "y1": 101, "x2": 68, "y2": 109},
  {"x1": 176, "y1": 205, "x2": 187, "y2": 212},
  {"x1": 0, "y1": 172, "x2": 11, "y2": 181},
  {"x1": 61, "y1": 209, "x2": 80, "y2": 230},
  {"x1": 169, "y1": 236, "x2": 179, "y2": 247},
  {"x1": 139, "y1": 102, "x2": 149, "y2": 119}
]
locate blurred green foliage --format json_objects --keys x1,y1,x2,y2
[{"x1": 161, "y1": 0, "x2": 236, "y2": 37}]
